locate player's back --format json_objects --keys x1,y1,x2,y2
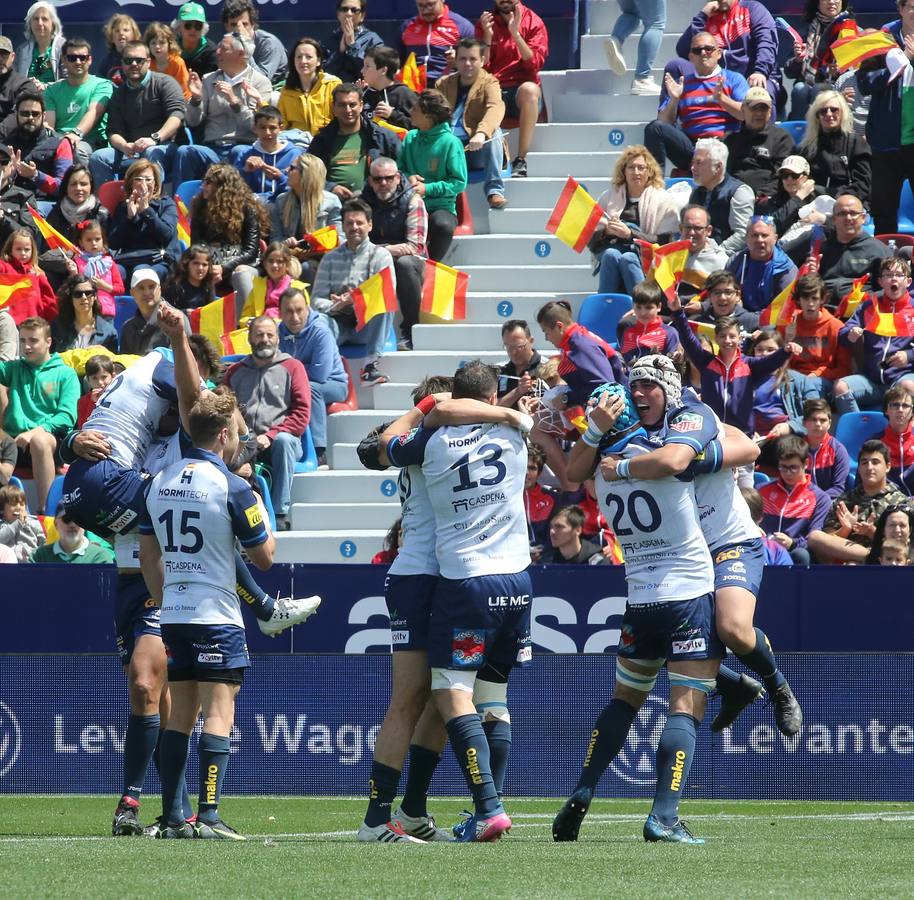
[
  {"x1": 143, "y1": 449, "x2": 253, "y2": 628},
  {"x1": 421, "y1": 422, "x2": 530, "y2": 579},
  {"x1": 595, "y1": 436, "x2": 713, "y2": 604},
  {"x1": 85, "y1": 351, "x2": 177, "y2": 471},
  {"x1": 389, "y1": 464, "x2": 438, "y2": 577}
]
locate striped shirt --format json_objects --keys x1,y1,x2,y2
[{"x1": 660, "y1": 66, "x2": 748, "y2": 141}]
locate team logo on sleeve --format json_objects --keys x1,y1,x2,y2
[
  {"x1": 452, "y1": 629, "x2": 486, "y2": 667},
  {"x1": 669, "y1": 412, "x2": 703, "y2": 433},
  {"x1": 244, "y1": 504, "x2": 263, "y2": 528}
]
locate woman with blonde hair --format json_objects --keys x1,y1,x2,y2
[
  {"x1": 15, "y1": 2, "x2": 65, "y2": 87},
  {"x1": 590, "y1": 144, "x2": 679, "y2": 295},
  {"x1": 799, "y1": 89, "x2": 870, "y2": 199},
  {"x1": 97, "y1": 13, "x2": 141, "y2": 82},
  {"x1": 144, "y1": 22, "x2": 191, "y2": 100},
  {"x1": 190, "y1": 163, "x2": 270, "y2": 297}
]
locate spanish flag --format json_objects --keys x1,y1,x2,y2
[
  {"x1": 352, "y1": 267, "x2": 397, "y2": 331},
  {"x1": 0, "y1": 274, "x2": 35, "y2": 320},
  {"x1": 835, "y1": 274, "x2": 869, "y2": 319},
  {"x1": 759, "y1": 278, "x2": 797, "y2": 328},
  {"x1": 545, "y1": 177, "x2": 604, "y2": 253},
  {"x1": 302, "y1": 226, "x2": 339, "y2": 254},
  {"x1": 374, "y1": 118, "x2": 409, "y2": 141},
  {"x1": 862, "y1": 298, "x2": 914, "y2": 337},
  {"x1": 29, "y1": 206, "x2": 76, "y2": 252},
  {"x1": 648, "y1": 239, "x2": 691, "y2": 303},
  {"x1": 420, "y1": 258, "x2": 468, "y2": 321},
  {"x1": 188, "y1": 293, "x2": 237, "y2": 345},
  {"x1": 399, "y1": 52, "x2": 426, "y2": 93},
  {"x1": 220, "y1": 328, "x2": 251, "y2": 356},
  {"x1": 175, "y1": 196, "x2": 191, "y2": 248},
  {"x1": 831, "y1": 31, "x2": 897, "y2": 71}
]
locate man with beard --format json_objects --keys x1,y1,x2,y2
[{"x1": 6, "y1": 92, "x2": 73, "y2": 205}]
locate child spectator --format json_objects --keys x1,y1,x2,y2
[
  {"x1": 76, "y1": 353, "x2": 115, "y2": 427},
  {"x1": 760, "y1": 434, "x2": 831, "y2": 564},
  {"x1": 747, "y1": 329, "x2": 806, "y2": 439},
  {"x1": 145, "y1": 22, "x2": 191, "y2": 100},
  {"x1": 29, "y1": 502, "x2": 115, "y2": 564},
  {"x1": 740, "y1": 485, "x2": 793, "y2": 565},
  {"x1": 523, "y1": 444, "x2": 558, "y2": 557},
  {"x1": 235, "y1": 106, "x2": 301, "y2": 199},
  {"x1": 544, "y1": 505, "x2": 606, "y2": 565},
  {"x1": 0, "y1": 483, "x2": 45, "y2": 562},
  {"x1": 239, "y1": 242, "x2": 309, "y2": 320},
  {"x1": 65, "y1": 219, "x2": 123, "y2": 317},
  {"x1": 619, "y1": 281, "x2": 680, "y2": 364},
  {"x1": 682, "y1": 270, "x2": 760, "y2": 332},
  {"x1": 161, "y1": 244, "x2": 217, "y2": 312},
  {"x1": 0, "y1": 227, "x2": 58, "y2": 324},
  {"x1": 797, "y1": 398, "x2": 850, "y2": 501},
  {"x1": 371, "y1": 517, "x2": 401, "y2": 565},
  {"x1": 361, "y1": 46, "x2": 416, "y2": 129},
  {"x1": 878, "y1": 539, "x2": 910, "y2": 566},
  {"x1": 787, "y1": 272, "x2": 850, "y2": 400},
  {"x1": 97, "y1": 13, "x2": 140, "y2": 83},
  {"x1": 878, "y1": 385, "x2": 914, "y2": 495}
]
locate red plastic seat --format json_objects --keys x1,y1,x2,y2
[
  {"x1": 455, "y1": 191, "x2": 474, "y2": 236},
  {"x1": 97, "y1": 180, "x2": 126, "y2": 215},
  {"x1": 327, "y1": 359, "x2": 359, "y2": 414}
]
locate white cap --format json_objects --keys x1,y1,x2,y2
[{"x1": 131, "y1": 267, "x2": 160, "y2": 288}]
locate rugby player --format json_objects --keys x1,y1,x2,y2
[
  {"x1": 599, "y1": 352, "x2": 802, "y2": 736},
  {"x1": 553, "y1": 380, "x2": 722, "y2": 844},
  {"x1": 356, "y1": 377, "x2": 533, "y2": 843},
  {"x1": 384, "y1": 361, "x2": 533, "y2": 843}
]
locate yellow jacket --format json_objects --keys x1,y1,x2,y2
[{"x1": 278, "y1": 73, "x2": 342, "y2": 135}]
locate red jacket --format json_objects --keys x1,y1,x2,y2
[
  {"x1": 0, "y1": 258, "x2": 58, "y2": 325},
  {"x1": 476, "y1": 2, "x2": 549, "y2": 87},
  {"x1": 879, "y1": 425, "x2": 914, "y2": 473}
]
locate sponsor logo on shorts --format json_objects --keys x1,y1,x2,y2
[
  {"x1": 108, "y1": 508, "x2": 138, "y2": 534},
  {"x1": 715, "y1": 548, "x2": 741, "y2": 563},
  {"x1": 197, "y1": 653, "x2": 223, "y2": 663},
  {"x1": 391, "y1": 630, "x2": 409, "y2": 645},
  {"x1": 516, "y1": 645, "x2": 532, "y2": 663},
  {"x1": 729, "y1": 561, "x2": 746, "y2": 574},
  {"x1": 620, "y1": 623, "x2": 635, "y2": 648},
  {"x1": 452, "y1": 629, "x2": 485, "y2": 668},
  {"x1": 669, "y1": 412, "x2": 703, "y2": 433},
  {"x1": 244, "y1": 503, "x2": 263, "y2": 528},
  {"x1": 63, "y1": 487, "x2": 81, "y2": 505},
  {"x1": 672, "y1": 638, "x2": 706, "y2": 654}
]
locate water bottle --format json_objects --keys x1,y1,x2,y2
[{"x1": 889, "y1": 239, "x2": 897, "y2": 257}]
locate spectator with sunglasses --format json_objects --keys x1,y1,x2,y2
[
  {"x1": 5, "y1": 92, "x2": 73, "y2": 205},
  {"x1": 43, "y1": 38, "x2": 112, "y2": 164},
  {"x1": 322, "y1": 0, "x2": 383, "y2": 84},
  {"x1": 50, "y1": 274, "x2": 118, "y2": 353},
  {"x1": 172, "y1": 2, "x2": 217, "y2": 78},
  {"x1": 29, "y1": 502, "x2": 115, "y2": 565}
]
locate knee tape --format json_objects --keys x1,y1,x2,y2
[
  {"x1": 668, "y1": 671, "x2": 716, "y2": 694},
  {"x1": 473, "y1": 678, "x2": 510, "y2": 722},
  {"x1": 430, "y1": 666, "x2": 477, "y2": 693},
  {"x1": 616, "y1": 658, "x2": 663, "y2": 693}
]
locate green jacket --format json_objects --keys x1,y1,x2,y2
[
  {"x1": 0, "y1": 353, "x2": 79, "y2": 437},
  {"x1": 399, "y1": 122, "x2": 468, "y2": 215},
  {"x1": 30, "y1": 539, "x2": 115, "y2": 564}
]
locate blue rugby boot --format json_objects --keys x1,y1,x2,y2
[{"x1": 643, "y1": 815, "x2": 705, "y2": 845}]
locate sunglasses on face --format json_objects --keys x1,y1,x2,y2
[
  {"x1": 18, "y1": 109, "x2": 41, "y2": 118},
  {"x1": 182, "y1": 21, "x2": 204, "y2": 30},
  {"x1": 690, "y1": 45, "x2": 717, "y2": 54},
  {"x1": 72, "y1": 288, "x2": 97, "y2": 297},
  {"x1": 817, "y1": 106, "x2": 841, "y2": 116},
  {"x1": 123, "y1": 56, "x2": 149, "y2": 66},
  {"x1": 66, "y1": 53, "x2": 89, "y2": 62}
]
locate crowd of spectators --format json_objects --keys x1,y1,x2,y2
[{"x1": 2, "y1": 0, "x2": 914, "y2": 567}]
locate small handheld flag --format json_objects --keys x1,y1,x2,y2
[
  {"x1": 188, "y1": 293, "x2": 237, "y2": 345},
  {"x1": 351, "y1": 267, "x2": 397, "y2": 331},
  {"x1": 29, "y1": 206, "x2": 76, "y2": 253},
  {"x1": 420, "y1": 259, "x2": 468, "y2": 321},
  {"x1": 545, "y1": 177, "x2": 604, "y2": 253},
  {"x1": 399, "y1": 53, "x2": 427, "y2": 93}
]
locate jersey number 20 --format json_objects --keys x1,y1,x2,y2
[{"x1": 603, "y1": 489, "x2": 662, "y2": 536}]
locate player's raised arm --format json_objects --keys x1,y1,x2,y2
[
  {"x1": 566, "y1": 392, "x2": 624, "y2": 483},
  {"x1": 426, "y1": 397, "x2": 534, "y2": 433},
  {"x1": 157, "y1": 302, "x2": 201, "y2": 430}
]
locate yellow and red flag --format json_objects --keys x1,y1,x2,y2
[
  {"x1": 759, "y1": 278, "x2": 798, "y2": 328},
  {"x1": 220, "y1": 327, "x2": 251, "y2": 356},
  {"x1": 545, "y1": 177, "x2": 604, "y2": 253},
  {"x1": 188, "y1": 293, "x2": 237, "y2": 345},
  {"x1": 302, "y1": 226, "x2": 339, "y2": 254},
  {"x1": 862, "y1": 298, "x2": 914, "y2": 337},
  {"x1": 374, "y1": 118, "x2": 409, "y2": 141},
  {"x1": 174, "y1": 196, "x2": 191, "y2": 248},
  {"x1": 399, "y1": 52, "x2": 427, "y2": 93},
  {"x1": 0, "y1": 274, "x2": 35, "y2": 323},
  {"x1": 420, "y1": 259, "x2": 468, "y2": 321},
  {"x1": 352, "y1": 267, "x2": 397, "y2": 331},
  {"x1": 831, "y1": 31, "x2": 897, "y2": 71},
  {"x1": 648, "y1": 239, "x2": 691, "y2": 303},
  {"x1": 835, "y1": 274, "x2": 869, "y2": 319},
  {"x1": 29, "y1": 205, "x2": 77, "y2": 253}
]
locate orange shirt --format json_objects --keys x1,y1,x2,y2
[{"x1": 151, "y1": 53, "x2": 191, "y2": 100}]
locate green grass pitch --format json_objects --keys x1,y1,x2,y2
[{"x1": 2, "y1": 796, "x2": 913, "y2": 898}]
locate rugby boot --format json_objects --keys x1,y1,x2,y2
[
  {"x1": 643, "y1": 814, "x2": 705, "y2": 844},
  {"x1": 769, "y1": 682, "x2": 803, "y2": 736},
  {"x1": 193, "y1": 818, "x2": 246, "y2": 840},
  {"x1": 392, "y1": 808, "x2": 455, "y2": 842},
  {"x1": 710, "y1": 673, "x2": 764, "y2": 732},
  {"x1": 357, "y1": 820, "x2": 426, "y2": 843},
  {"x1": 552, "y1": 787, "x2": 593, "y2": 842},
  {"x1": 158, "y1": 822, "x2": 195, "y2": 839},
  {"x1": 258, "y1": 594, "x2": 322, "y2": 637},
  {"x1": 112, "y1": 796, "x2": 142, "y2": 836},
  {"x1": 457, "y1": 812, "x2": 512, "y2": 843}
]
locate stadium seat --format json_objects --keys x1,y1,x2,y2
[
  {"x1": 327, "y1": 359, "x2": 359, "y2": 414},
  {"x1": 778, "y1": 120, "x2": 807, "y2": 144},
  {"x1": 175, "y1": 179, "x2": 203, "y2": 209},
  {"x1": 254, "y1": 473, "x2": 277, "y2": 531},
  {"x1": 294, "y1": 426, "x2": 319, "y2": 474},
  {"x1": 97, "y1": 180, "x2": 125, "y2": 215},
  {"x1": 665, "y1": 176, "x2": 694, "y2": 189},
  {"x1": 875, "y1": 233, "x2": 914, "y2": 249},
  {"x1": 754, "y1": 471, "x2": 773, "y2": 488},
  {"x1": 898, "y1": 182, "x2": 914, "y2": 235},
  {"x1": 577, "y1": 293, "x2": 633, "y2": 348},
  {"x1": 113, "y1": 295, "x2": 137, "y2": 337},
  {"x1": 835, "y1": 411, "x2": 887, "y2": 477},
  {"x1": 44, "y1": 475, "x2": 65, "y2": 514},
  {"x1": 454, "y1": 191, "x2": 474, "y2": 236},
  {"x1": 221, "y1": 353, "x2": 245, "y2": 364},
  {"x1": 340, "y1": 323, "x2": 397, "y2": 358}
]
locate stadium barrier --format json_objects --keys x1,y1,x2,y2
[{"x1": 1, "y1": 565, "x2": 913, "y2": 799}]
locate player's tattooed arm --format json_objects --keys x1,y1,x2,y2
[{"x1": 138, "y1": 533, "x2": 165, "y2": 604}]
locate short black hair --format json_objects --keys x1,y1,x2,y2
[
  {"x1": 16, "y1": 91, "x2": 44, "y2": 113},
  {"x1": 365, "y1": 45, "x2": 400, "y2": 80},
  {"x1": 631, "y1": 281, "x2": 664, "y2": 306},
  {"x1": 501, "y1": 319, "x2": 531, "y2": 338},
  {"x1": 222, "y1": 0, "x2": 259, "y2": 27},
  {"x1": 254, "y1": 105, "x2": 282, "y2": 123},
  {"x1": 551, "y1": 504, "x2": 585, "y2": 531},
  {"x1": 333, "y1": 82, "x2": 364, "y2": 103},
  {"x1": 452, "y1": 359, "x2": 498, "y2": 400},
  {"x1": 62, "y1": 37, "x2": 91, "y2": 56},
  {"x1": 413, "y1": 375, "x2": 453, "y2": 404},
  {"x1": 341, "y1": 197, "x2": 373, "y2": 222},
  {"x1": 775, "y1": 434, "x2": 809, "y2": 463},
  {"x1": 859, "y1": 439, "x2": 890, "y2": 465}
]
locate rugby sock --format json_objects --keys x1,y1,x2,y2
[
  {"x1": 364, "y1": 761, "x2": 401, "y2": 827},
  {"x1": 446, "y1": 714, "x2": 502, "y2": 820},
  {"x1": 197, "y1": 732, "x2": 231, "y2": 824},
  {"x1": 650, "y1": 713, "x2": 697, "y2": 826},
  {"x1": 122, "y1": 713, "x2": 159, "y2": 801},
  {"x1": 715, "y1": 664, "x2": 743, "y2": 693},
  {"x1": 154, "y1": 730, "x2": 193, "y2": 820},
  {"x1": 482, "y1": 720, "x2": 512, "y2": 797},
  {"x1": 737, "y1": 627, "x2": 787, "y2": 691},
  {"x1": 234, "y1": 551, "x2": 275, "y2": 621},
  {"x1": 400, "y1": 745, "x2": 440, "y2": 819},
  {"x1": 158, "y1": 729, "x2": 190, "y2": 826},
  {"x1": 575, "y1": 699, "x2": 637, "y2": 793}
]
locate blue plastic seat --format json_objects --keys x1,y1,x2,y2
[
  {"x1": 254, "y1": 473, "x2": 277, "y2": 531},
  {"x1": 44, "y1": 474, "x2": 65, "y2": 514},
  {"x1": 778, "y1": 120, "x2": 807, "y2": 144},
  {"x1": 898, "y1": 182, "x2": 914, "y2": 235},
  {"x1": 835, "y1": 411, "x2": 887, "y2": 477},
  {"x1": 665, "y1": 176, "x2": 694, "y2": 190},
  {"x1": 577, "y1": 293, "x2": 633, "y2": 348},
  {"x1": 175, "y1": 179, "x2": 202, "y2": 210},
  {"x1": 221, "y1": 353, "x2": 246, "y2": 364},
  {"x1": 113, "y1": 295, "x2": 137, "y2": 338},
  {"x1": 339, "y1": 322, "x2": 397, "y2": 359},
  {"x1": 294, "y1": 426, "x2": 319, "y2": 474},
  {"x1": 753, "y1": 471, "x2": 773, "y2": 489}
]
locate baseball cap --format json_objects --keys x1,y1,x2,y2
[
  {"x1": 178, "y1": 2, "x2": 206, "y2": 22},
  {"x1": 779, "y1": 155, "x2": 810, "y2": 176},
  {"x1": 0, "y1": 36, "x2": 13, "y2": 53},
  {"x1": 131, "y1": 267, "x2": 160, "y2": 288},
  {"x1": 742, "y1": 86, "x2": 772, "y2": 106}
]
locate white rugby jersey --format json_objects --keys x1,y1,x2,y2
[
  {"x1": 84, "y1": 352, "x2": 178, "y2": 470},
  {"x1": 388, "y1": 464, "x2": 439, "y2": 577},
  {"x1": 388, "y1": 422, "x2": 530, "y2": 579},
  {"x1": 595, "y1": 436, "x2": 714, "y2": 604},
  {"x1": 140, "y1": 448, "x2": 268, "y2": 627},
  {"x1": 143, "y1": 430, "x2": 190, "y2": 477}
]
